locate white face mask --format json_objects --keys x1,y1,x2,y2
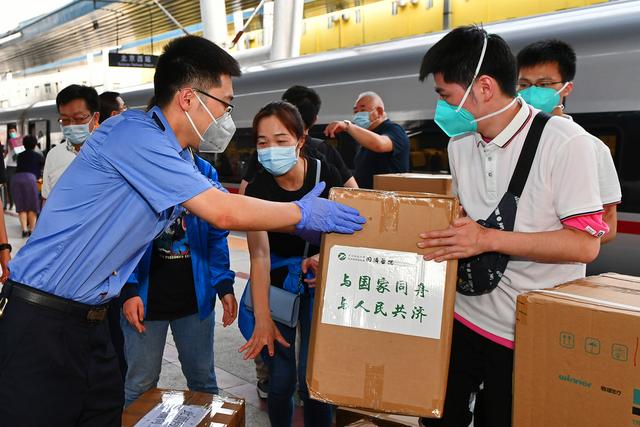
[{"x1": 184, "y1": 92, "x2": 236, "y2": 153}]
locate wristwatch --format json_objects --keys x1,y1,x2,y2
[
  {"x1": 343, "y1": 119, "x2": 352, "y2": 130},
  {"x1": 0, "y1": 243, "x2": 12, "y2": 253}
]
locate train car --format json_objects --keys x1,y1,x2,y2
[{"x1": 0, "y1": 0, "x2": 638, "y2": 275}]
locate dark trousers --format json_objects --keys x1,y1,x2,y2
[
  {"x1": 420, "y1": 320, "x2": 514, "y2": 427},
  {"x1": 0, "y1": 292, "x2": 124, "y2": 426},
  {"x1": 262, "y1": 291, "x2": 333, "y2": 427},
  {"x1": 107, "y1": 303, "x2": 127, "y2": 381}
]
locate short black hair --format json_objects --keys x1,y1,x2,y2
[
  {"x1": 420, "y1": 25, "x2": 517, "y2": 97},
  {"x1": 98, "y1": 91, "x2": 121, "y2": 123},
  {"x1": 154, "y1": 35, "x2": 241, "y2": 108},
  {"x1": 23, "y1": 135, "x2": 37, "y2": 150},
  {"x1": 281, "y1": 85, "x2": 321, "y2": 129},
  {"x1": 56, "y1": 84, "x2": 100, "y2": 114},
  {"x1": 517, "y1": 39, "x2": 576, "y2": 82}
]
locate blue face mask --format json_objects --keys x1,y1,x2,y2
[
  {"x1": 62, "y1": 123, "x2": 91, "y2": 145},
  {"x1": 434, "y1": 99, "x2": 479, "y2": 137},
  {"x1": 352, "y1": 112, "x2": 371, "y2": 129},
  {"x1": 518, "y1": 83, "x2": 569, "y2": 113},
  {"x1": 257, "y1": 145, "x2": 298, "y2": 176}
]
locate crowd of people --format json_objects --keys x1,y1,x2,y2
[{"x1": 0, "y1": 23, "x2": 620, "y2": 427}]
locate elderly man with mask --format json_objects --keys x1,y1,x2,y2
[
  {"x1": 325, "y1": 91, "x2": 410, "y2": 189},
  {"x1": 42, "y1": 84, "x2": 100, "y2": 201}
]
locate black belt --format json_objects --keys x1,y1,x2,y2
[{"x1": 0, "y1": 281, "x2": 109, "y2": 323}]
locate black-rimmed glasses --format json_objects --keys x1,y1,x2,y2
[{"x1": 194, "y1": 88, "x2": 234, "y2": 114}]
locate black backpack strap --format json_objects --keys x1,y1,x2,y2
[{"x1": 507, "y1": 112, "x2": 551, "y2": 197}]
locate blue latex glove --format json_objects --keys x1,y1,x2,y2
[{"x1": 293, "y1": 182, "x2": 366, "y2": 235}]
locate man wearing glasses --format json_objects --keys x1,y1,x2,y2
[
  {"x1": 41, "y1": 84, "x2": 100, "y2": 201},
  {"x1": 0, "y1": 35, "x2": 364, "y2": 425},
  {"x1": 517, "y1": 40, "x2": 621, "y2": 243}
]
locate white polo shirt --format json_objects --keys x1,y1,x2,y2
[
  {"x1": 449, "y1": 99, "x2": 603, "y2": 342},
  {"x1": 42, "y1": 142, "x2": 78, "y2": 199},
  {"x1": 562, "y1": 114, "x2": 621, "y2": 205}
]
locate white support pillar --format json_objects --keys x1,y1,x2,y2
[
  {"x1": 200, "y1": 0, "x2": 229, "y2": 48},
  {"x1": 102, "y1": 48, "x2": 111, "y2": 91},
  {"x1": 263, "y1": 1, "x2": 274, "y2": 48},
  {"x1": 270, "y1": 0, "x2": 304, "y2": 60},
  {"x1": 86, "y1": 53, "x2": 95, "y2": 88},
  {"x1": 233, "y1": 10, "x2": 245, "y2": 50},
  {"x1": 290, "y1": 0, "x2": 304, "y2": 58}
]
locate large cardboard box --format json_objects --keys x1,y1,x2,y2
[
  {"x1": 373, "y1": 173, "x2": 452, "y2": 195},
  {"x1": 307, "y1": 188, "x2": 459, "y2": 418},
  {"x1": 514, "y1": 273, "x2": 640, "y2": 427},
  {"x1": 122, "y1": 388, "x2": 245, "y2": 427}
]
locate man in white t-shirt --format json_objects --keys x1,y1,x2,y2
[
  {"x1": 417, "y1": 26, "x2": 606, "y2": 427},
  {"x1": 42, "y1": 84, "x2": 100, "y2": 200},
  {"x1": 516, "y1": 39, "x2": 621, "y2": 243}
]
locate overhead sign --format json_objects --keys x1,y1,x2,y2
[{"x1": 109, "y1": 52, "x2": 158, "y2": 68}]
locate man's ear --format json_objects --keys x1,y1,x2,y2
[
  {"x1": 475, "y1": 75, "x2": 495, "y2": 102},
  {"x1": 176, "y1": 88, "x2": 195, "y2": 112},
  {"x1": 92, "y1": 112, "x2": 101, "y2": 129},
  {"x1": 560, "y1": 81, "x2": 574, "y2": 100}
]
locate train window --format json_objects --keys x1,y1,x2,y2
[
  {"x1": 574, "y1": 111, "x2": 640, "y2": 213},
  {"x1": 405, "y1": 120, "x2": 450, "y2": 174}
]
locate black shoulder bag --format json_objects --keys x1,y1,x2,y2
[{"x1": 456, "y1": 112, "x2": 551, "y2": 296}]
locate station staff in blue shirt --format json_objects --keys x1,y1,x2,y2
[{"x1": 0, "y1": 35, "x2": 365, "y2": 427}]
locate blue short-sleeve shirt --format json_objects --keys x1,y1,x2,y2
[{"x1": 9, "y1": 107, "x2": 212, "y2": 304}]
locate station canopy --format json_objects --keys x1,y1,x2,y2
[{"x1": 0, "y1": 0, "x2": 261, "y2": 75}]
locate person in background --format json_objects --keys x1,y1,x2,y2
[
  {"x1": 517, "y1": 39, "x2": 621, "y2": 243},
  {"x1": 99, "y1": 91, "x2": 127, "y2": 124},
  {"x1": 11, "y1": 135, "x2": 44, "y2": 238},
  {"x1": 42, "y1": 84, "x2": 100, "y2": 201},
  {"x1": 36, "y1": 131, "x2": 45, "y2": 154},
  {"x1": 324, "y1": 91, "x2": 410, "y2": 189},
  {"x1": 4, "y1": 128, "x2": 20, "y2": 210},
  {"x1": 417, "y1": 25, "x2": 604, "y2": 427},
  {"x1": 120, "y1": 152, "x2": 236, "y2": 406},
  {"x1": 240, "y1": 85, "x2": 357, "y2": 196},
  {"x1": 240, "y1": 101, "x2": 342, "y2": 427}
]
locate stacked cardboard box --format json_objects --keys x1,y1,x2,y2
[
  {"x1": 514, "y1": 273, "x2": 640, "y2": 426},
  {"x1": 307, "y1": 188, "x2": 459, "y2": 418},
  {"x1": 373, "y1": 173, "x2": 452, "y2": 195}
]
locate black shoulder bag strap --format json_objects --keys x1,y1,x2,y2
[
  {"x1": 456, "y1": 111, "x2": 552, "y2": 296},
  {"x1": 507, "y1": 111, "x2": 551, "y2": 199}
]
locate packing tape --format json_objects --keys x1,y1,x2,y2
[
  {"x1": 534, "y1": 289, "x2": 640, "y2": 313},
  {"x1": 363, "y1": 364, "x2": 385, "y2": 409},
  {"x1": 379, "y1": 192, "x2": 400, "y2": 233}
]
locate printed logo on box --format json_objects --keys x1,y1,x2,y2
[{"x1": 321, "y1": 245, "x2": 447, "y2": 339}]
